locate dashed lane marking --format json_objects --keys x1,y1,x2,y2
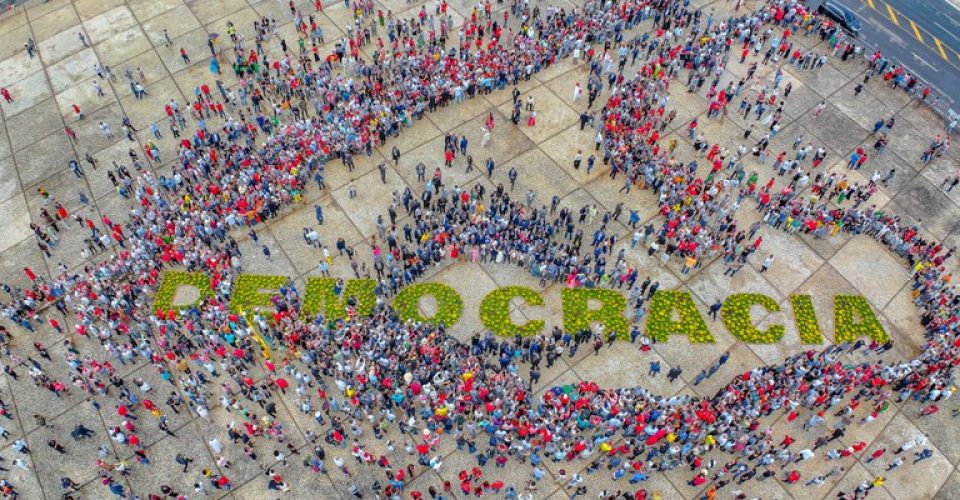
[
  {"x1": 857, "y1": 0, "x2": 960, "y2": 62},
  {"x1": 885, "y1": 2, "x2": 899, "y2": 25},
  {"x1": 934, "y1": 37, "x2": 949, "y2": 59},
  {"x1": 909, "y1": 20, "x2": 924, "y2": 43}
]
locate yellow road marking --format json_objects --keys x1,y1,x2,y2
[
  {"x1": 885, "y1": 2, "x2": 899, "y2": 25},
  {"x1": 909, "y1": 20, "x2": 924, "y2": 43},
  {"x1": 934, "y1": 37, "x2": 948, "y2": 60},
  {"x1": 853, "y1": 0, "x2": 960, "y2": 69}
]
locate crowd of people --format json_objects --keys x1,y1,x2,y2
[{"x1": 0, "y1": 0, "x2": 956, "y2": 497}]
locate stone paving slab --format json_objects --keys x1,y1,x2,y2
[{"x1": 830, "y1": 236, "x2": 910, "y2": 310}]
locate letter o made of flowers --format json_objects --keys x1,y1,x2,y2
[
  {"x1": 721, "y1": 293, "x2": 784, "y2": 343},
  {"x1": 561, "y1": 288, "x2": 629, "y2": 339},
  {"x1": 480, "y1": 286, "x2": 545, "y2": 337},
  {"x1": 393, "y1": 283, "x2": 464, "y2": 327}
]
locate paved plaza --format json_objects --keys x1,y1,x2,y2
[{"x1": 0, "y1": 0, "x2": 959, "y2": 498}]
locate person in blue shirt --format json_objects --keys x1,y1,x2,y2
[
  {"x1": 629, "y1": 471, "x2": 648, "y2": 484},
  {"x1": 914, "y1": 448, "x2": 934, "y2": 464}
]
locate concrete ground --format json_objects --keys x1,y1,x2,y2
[{"x1": 0, "y1": 0, "x2": 959, "y2": 498}]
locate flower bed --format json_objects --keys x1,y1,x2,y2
[
  {"x1": 834, "y1": 295, "x2": 889, "y2": 343},
  {"x1": 228, "y1": 274, "x2": 288, "y2": 313},
  {"x1": 302, "y1": 277, "x2": 377, "y2": 320},
  {"x1": 721, "y1": 294, "x2": 784, "y2": 343},
  {"x1": 789, "y1": 295, "x2": 824, "y2": 344},
  {"x1": 646, "y1": 290, "x2": 714, "y2": 343},
  {"x1": 561, "y1": 288, "x2": 630, "y2": 339},
  {"x1": 479, "y1": 286, "x2": 545, "y2": 337},
  {"x1": 393, "y1": 283, "x2": 464, "y2": 327},
  {"x1": 154, "y1": 271, "x2": 211, "y2": 316}
]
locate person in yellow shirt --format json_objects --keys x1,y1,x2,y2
[{"x1": 682, "y1": 255, "x2": 697, "y2": 275}]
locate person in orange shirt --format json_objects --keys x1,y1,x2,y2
[{"x1": 705, "y1": 485, "x2": 717, "y2": 500}]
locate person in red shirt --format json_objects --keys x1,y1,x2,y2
[{"x1": 443, "y1": 149, "x2": 454, "y2": 167}]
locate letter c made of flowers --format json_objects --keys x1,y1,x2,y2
[
  {"x1": 721, "y1": 293, "x2": 784, "y2": 343},
  {"x1": 480, "y1": 286, "x2": 545, "y2": 337}
]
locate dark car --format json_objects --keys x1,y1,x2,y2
[{"x1": 817, "y1": 0, "x2": 862, "y2": 35}]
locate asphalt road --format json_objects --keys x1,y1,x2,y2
[
  {"x1": 884, "y1": 0, "x2": 960, "y2": 50},
  {"x1": 828, "y1": 0, "x2": 960, "y2": 113}
]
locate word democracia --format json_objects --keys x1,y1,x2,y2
[{"x1": 155, "y1": 272, "x2": 889, "y2": 344}]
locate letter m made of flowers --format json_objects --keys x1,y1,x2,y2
[{"x1": 302, "y1": 278, "x2": 377, "y2": 321}]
